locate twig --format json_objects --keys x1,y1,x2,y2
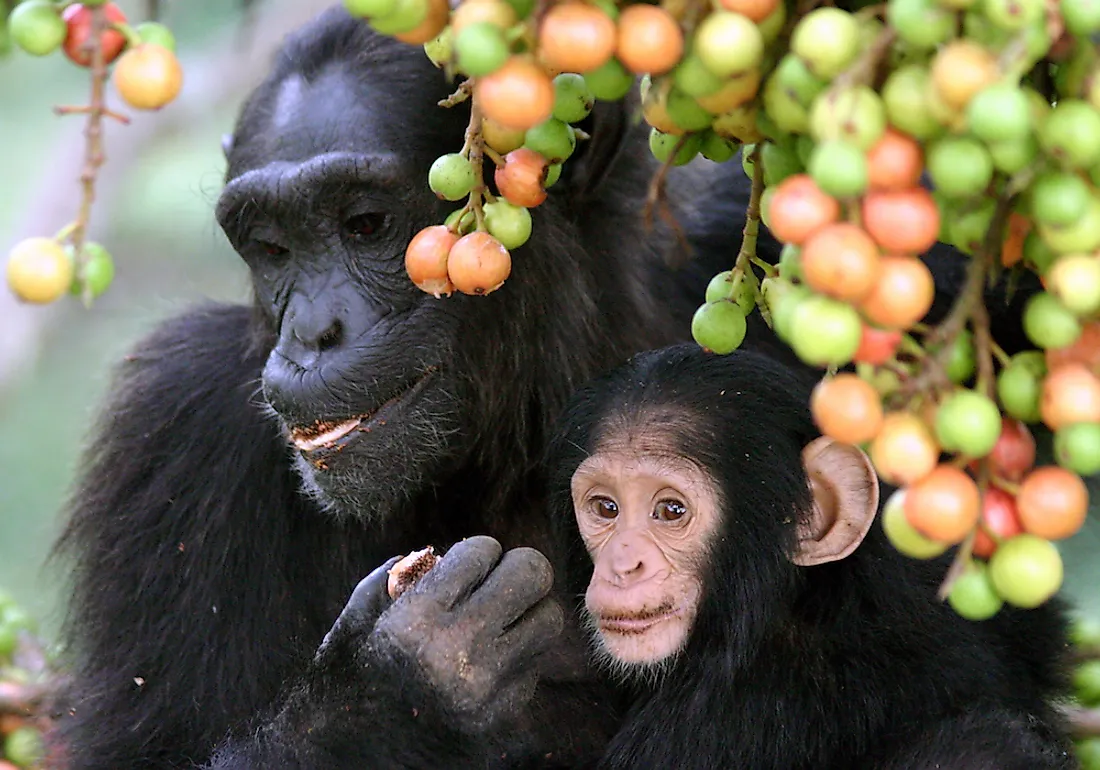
[
  {"x1": 642, "y1": 135, "x2": 690, "y2": 254},
  {"x1": 461, "y1": 90, "x2": 489, "y2": 231},
  {"x1": 734, "y1": 144, "x2": 769, "y2": 323},
  {"x1": 439, "y1": 79, "x2": 473, "y2": 109}
]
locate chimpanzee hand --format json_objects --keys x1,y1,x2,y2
[{"x1": 319, "y1": 536, "x2": 565, "y2": 735}]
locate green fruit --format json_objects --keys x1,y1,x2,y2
[
  {"x1": 773, "y1": 54, "x2": 827, "y2": 107},
  {"x1": 1, "y1": 605, "x2": 36, "y2": 633},
  {"x1": 742, "y1": 142, "x2": 802, "y2": 186},
  {"x1": 882, "y1": 65, "x2": 942, "y2": 140},
  {"x1": 649, "y1": 129, "x2": 702, "y2": 166},
  {"x1": 1024, "y1": 230, "x2": 1058, "y2": 274},
  {"x1": 544, "y1": 163, "x2": 562, "y2": 188},
  {"x1": 585, "y1": 58, "x2": 634, "y2": 102},
  {"x1": 1048, "y1": 254, "x2": 1100, "y2": 316},
  {"x1": 70, "y1": 242, "x2": 115, "y2": 299},
  {"x1": 778, "y1": 242, "x2": 802, "y2": 280},
  {"x1": 136, "y1": 22, "x2": 177, "y2": 52},
  {"x1": 1023, "y1": 292, "x2": 1082, "y2": 349},
  {"x1": 1039, "y1": 196, "x2": 1100, "y2": 254},
  {"x1": 988, "y1": 534, "x2": 1063, "y2": 609},
  {"x1": 423, "y1": 27, "x2": 454, "y2": 68},
  {"x1": 927, "y1": 137, "x2": 993, "y2": 199},
  {"x1": 692, "y1": 299, "x2": 748, "y2": 354},
  {"x1": 700, "y1": 132, "x2": 739, "y2": 163},
  {"x1": 1073, "y1": 615, "x2": 1100, "y2": 646},
  {"x1": 809, "y1": 86, "x2": 886, "y2": 150},
  {"x1": 1079, "y1": 737, "x2": 1100, "y2": 770},
  {"x1": 704, "y1": 270, "x2": 754, "y2": 312},
  {"x1": 3, "y1": 726, "x2": 44, "y2": 768},
  {"x1": 935, "y1": 390, "x2": 1002, "y2": 457},
  {"x1": 1030, "y1": 172, "x2": 1090, "y2": 227},
  {"x1": 524, "y1": 119, "x2": 576, "y2": 163},
  {"x1": 0, "y1": 621, "x2": 17, "y2": 658},
  {"x1": 790, "y1": 7, "x2": 861, "y2": 79},
  {"x1": 1040, "y1": 99, "x2": 1100, "y2": 169},
  {"x1": 504, "y1": 0, "x2": 537, "y2": 17},
  {"x1": 981, "y1": 0, "x2": 1043, "y2": 29},
  {"x1": 763, "y1": 75, "x2": 811, "y2": 134},
  {"x1": 1054, "y1": 422, "x2": 1100, "y2": 476},
  {"x1": 455, "y1": 23, "x2": 509, "y2": 77},
  {"x1": 948, "y1": 562, "x2": 1004, "y2": 620},
  {"x1": 1061, "y1": 0, "x2": 1100, "y2": 34},
  {"x1": 886, "y1": 0, "x2": 955, "y2": 49},
  {"x1": 1076, "y1": 659, "x2": 1100, "y2": 704},
  {"x1": 762, "y1": 278, "x2": 810, "y2": 342},
  {"x1": 428, "y1": 153, "x2": 477, "y2": 201},
  {"x1": 666, "y1": 88, "x2": 715, "y2": 132},
  {"x1": 997, "y1": 351, "x2": 1046, "y2": 423},
  {"x1": 882, "y1": 489, "x2": 949, "y2": 559},
  {"x1": 788, "y1": 294, "x2": 862, "y2": 367},
  {"x1": 943, "y1": 330, "x2": 977, "y2": 383},
  {"x1": 8, "y1": 0, "x2": 66, "y2": 56},
  {"x1": 368, "y1": 0, "x2": 429, "y2": 34},
  {"x1": 674, "y1": 54, "x2": 725, "y2": 98},
  {"x1": 988, "y1": 135, "x2": 1039, "y2": 174},
  {"x1": 444, "y1": 208, "x2": 476, "y2": 235},
  {"x1": 695, "y1": 11, "x2": 764, "y2": 78},
  {"x1": 948, "y1": 199, "x2": 997, "y2": 255},
  {"x1": 483, "y1": 201, "x2": 532, "y2": 250},
  {"x1": 966, "y1": 84, "x2": 1031, "y2": 143},
  {"x1": 757, "y1": 0, "x2": 786, "y2": 42},
  {"x1": 808, "y1": 140, "x2": 868, "y2": 197},
  {"x1": 552, "y1": 74, "x2": 595, "y2": 124}
]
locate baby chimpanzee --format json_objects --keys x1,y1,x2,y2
[{"x1": 546, "y1": 344, "x2": 1078, "y2": 770}]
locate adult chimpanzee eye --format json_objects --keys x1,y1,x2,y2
[
  {"x1": 343, "y1": 213, "x2": 389, "y2": 239},
  {"x1": 593, "y1": 497, "x2": 619, "y2": 519},
  {"x1": 653, "y1": 500, "x2": 687, "y2": 522}
]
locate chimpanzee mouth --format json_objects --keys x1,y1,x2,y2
[
  {"x1": 288, "y1": 368, "x2": 436, "y2": 454},
  {"x1": 598, "y1": 606, "x2": 679, "y2": 636}
]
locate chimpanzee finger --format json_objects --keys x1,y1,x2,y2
[
  {"x1": 466, "y1": 547, "x2": 555, "y2": 630},
  {"x1": 409, "y1": 535, "x2": 503, "y2": 610},
  {"x1": 316, "y1": 555, "x2": 401, "y2": 658},
  {"x1": 491, "y1": 596, "x2": 565, "y2": 664}
]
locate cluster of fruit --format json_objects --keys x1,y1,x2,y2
[
  {"x1": 1074, "y1": 615, "x2": 1100, "y2": 769},
  {"x1": 0, "y1": 591, "x2": 53, "y2": 770},
  {"x1": 355, "y1": 0, "x2": 1096, "y2": 617},
  {"x1": 4, "y1": 1, "x2": 184, "y2": 307}
]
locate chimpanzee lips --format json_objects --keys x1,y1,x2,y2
[
  {"x1": 288, "y1": 368, "x2": 436, "y2": 454},
  {"x1": 598, "y1": 605, "x2": 679, "y2": 635}
]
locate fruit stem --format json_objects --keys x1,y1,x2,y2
[
  {"x1": 53, "y1": 104, "x2": 131, "y2": 124},
  {"x1": 461, "y1": 87, "x2": 489, "y2": 232},
  {"x1": 733, "y1": 143, "x2": 768, "y2": 324},
  {"x1": 63, "y1": 3, "x2": 114, "y2": 309},
  {"x1": 829, "y1": 26, "x2": 896, "y2": 94},
  {"x1": 438, "y1": 79, "x2": 473, "y2": 109},
  {"x1": 642, "y1": 137, "x2": 690, "y2": 255},
  {"x1": 749, "y1": 254, "x2": 778, "y2": 278},
  {"x1": 113, "y1": 21, "x2": 142, "y2": 50},
  {"x1": 989, "y1": 340, "x2": 1012, "y2": 369}
]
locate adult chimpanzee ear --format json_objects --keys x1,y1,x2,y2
[
  {"x1": 562, "y1": 97, "x2": 631, "y2": 199},
  {"x1": 791, "y1": 437, "x2": 880, "y2": 567}
]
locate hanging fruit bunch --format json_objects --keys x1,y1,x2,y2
[
  {"x1": 4, "y1": 1, "x2": 184, "y2": 308},
  {"x1": 349, "y1": 0, "x2": 1100, "y2": 620}
]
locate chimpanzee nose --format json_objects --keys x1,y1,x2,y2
[{"x1": 277, "y1": 302, "x2": 345, "y2": 369}]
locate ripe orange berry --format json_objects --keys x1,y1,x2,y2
[
  {"x1": 405, "y1": 225, "x2": 458, "y2": 298},
  {"x1": 717, "y1": 0, "x2": 779, "y2": 22},
  {"x1": 810, "y1": 374, "x2": 884, "y2": 445},
  {"x1": 694, "y1": 70, "x2": 761, "y2": 114},
  {"x1": 1016, "y1": 466, "x2": 1089, "y2": 541},
  {"x1": 800, "y1": 223, "x2": 882, "y2": 303},
  {"x1": 904, "y1": 465, "x2": 981, "y2": 545},
  {"x1": 1040, "y1": 363, "x2": 1100, "y2": 430},
  {"x1": 1046, "y1": 320, "x2": 1100, "y2": 374},
  {"x1": 869, "y1": 412, "x2": 939, "y2": 486},
  {"x1": 615, "y1": 5, "x2": 684, "y2": 75},
  {"x1": 538, "y1": 2, "x2": 617, "y2": 74},
  {"x1": 447, "y1": 232, "x2": 512, "y2": 295},
  {"x1": 861, "y1": 188, "x2": 940, "y2": 255},
  {"x1": 766, "y1": 174, "x2": 841, "y2": 246},
  {"x1": 854, "y1": 325, "x2": 902, "y2": 365},
  {"x1": 478, "y1": 57, "x2": 555, "y2": 131},
  {"x1": 858, "y1": 255, "x2": 934, "y2": 330},
  {"x1": 394, "y1": 0, "x2": 451, "y2": 43},
  {"x1": 866, "y1": 129, "x2": 924, "y2": 191},
  {"x1": 495, "y1": 148, "x2": 550, "y2": 208},
  {"x1": 112, "y1": 43, "x2": 183, "y2": 110},
  {"x1": 931, "y1": 40, "x2": 998, "y2": 111}
]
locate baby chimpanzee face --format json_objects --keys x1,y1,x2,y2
[{"x1": 570, "y1": 434, "x2": 723, "y2": 669}]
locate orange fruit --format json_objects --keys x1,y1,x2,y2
[
  {"x1": 1016, "y1": 466, "x2": 1089, "y2": 540},
  {"x1": 447, "y1": 232, "x2": 512, "y2": 295},
  {"x1": 810, "y1": 374, "x2": 884, "y2": 445},
  {"x1": 858, "y1": 255, "x2": 934, "y2": 330},
  {"x1": 800, "y1": 223, "x2": 882, "y2": 303},
  {"x1": 616, "y1": 5, "x2": 684, "y2": 75},
  {"x1": 904, "y1": 464, "x2": 981, "y2": 544},
  {"x1": 478, "y1": 57, "x2": 555, "y2": 131},
  {"x1": 766, "y1": 174, "x2": 841, "y2": 246},
  {"x1": 862, "y1": 188, "x2": 940, "y2": 255},
  {"x1": 538, "y1": 3, "x2": 617, "y2": 74}
]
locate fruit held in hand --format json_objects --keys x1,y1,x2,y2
[{"x1": 387, "y1": 546, "x2": 439, "y2": 599}]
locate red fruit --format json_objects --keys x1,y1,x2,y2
[
  {"x1": 62, "y1": 3, "x2": 128, "y2": 68},
  {"x1": 495, "y1": 148, "x2": 550, "y2": 208},
  {"x1": 972, "y1": 487, "x2": 1024, "y2": 558},
  {"x1": 988, "y1": 419, "x2": 1036, "y2": 481},
  {"x1": 854, "y1": 325, "x2": 902, "y2": 365}
]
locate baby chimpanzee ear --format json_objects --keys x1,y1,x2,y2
[{"x1": 791, "y1": 437, "x2": 880, "y2": 567}]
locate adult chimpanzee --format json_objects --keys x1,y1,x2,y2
[
  {"x1": 48, "y1": 6, "x2": 787, "y2": 770},
  {"x1": 544, "y1": 344, "x2": 1077, "y2": 770}
]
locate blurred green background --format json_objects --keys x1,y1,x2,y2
[{"x1": 0, "y1": 1, "x2": 1097, "y2": 647}]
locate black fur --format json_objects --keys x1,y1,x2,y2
[
  {"x1": 546, "y1": 344, "x2": 1077, "y2": 770},
  {"x1": 48, "y1": 7, "x2": 773, "y2": 769}
]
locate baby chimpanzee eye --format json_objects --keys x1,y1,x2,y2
[
  {"x1": 653, "y1": 500, "x2": 687, "y2": 521},
  {"x1": 594, "y1": 498, "x2": 619, "y2": 519}
]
